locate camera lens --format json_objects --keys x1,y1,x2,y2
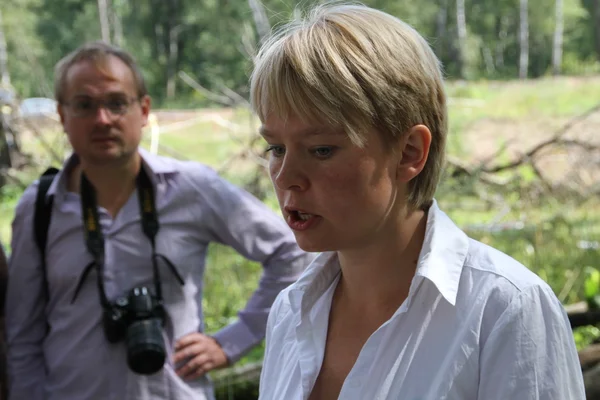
[{"x1": 126, "y1": 319, "x2": 166, "y2": 375}]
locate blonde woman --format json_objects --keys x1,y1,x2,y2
[{"x1": 250, "y1": 3, "x2": 585, "y2": 400}]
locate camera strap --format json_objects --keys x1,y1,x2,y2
[{"x1": 72, "y1": 164, "x2": 184, "y2": 306}]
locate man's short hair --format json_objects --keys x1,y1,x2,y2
[
  {"x1": 250, "y1": 3, "x2": 447, "y2": 209},
  {"x1": 54, "y1": 41, "x2": 148, "y2": 103}
]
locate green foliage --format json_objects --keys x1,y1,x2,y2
[
  {"x1": 2, "y1": 0, "x2": 600, "y2": 103},
  {"x1": 584, "y1": 267, "x2": 600, "y2": 309}
]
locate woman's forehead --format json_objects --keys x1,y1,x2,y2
[{"x1": 260, "y1": 114, "x2": 345, "y2": 138}]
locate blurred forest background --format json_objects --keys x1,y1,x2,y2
[
  {"x1": 0, "y1": 0, "x2": 600, "y2": 398},
  {"x1": 2, "y1": 0, "x2": 600, "y2": 103}
]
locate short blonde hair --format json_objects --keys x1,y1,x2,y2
[
  {"x1": 54, "y1": 41, "x2": 147, "y2": 103},
  {"x1": 250, "y1": 3, "x2": 447, "y2": 209}
]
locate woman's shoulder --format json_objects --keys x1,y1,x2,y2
[{"x1": 460, "y1": 238, "x2": 566, "y2": 332}]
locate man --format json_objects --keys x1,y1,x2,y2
[
  {"x1": 5, "y1": 41, "x2": 313, "y2": 400},
  {"x1": 0, "y1": 242, "x2": 6, "y2": 400}
]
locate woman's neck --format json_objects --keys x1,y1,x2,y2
[{"x1": 335, "y1": 207, "x2": 428, "y2": 314}]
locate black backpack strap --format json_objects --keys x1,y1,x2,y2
[{"x1": 33, "y1": 167, "x2": 59, "y2": 269}]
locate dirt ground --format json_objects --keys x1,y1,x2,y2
[{"x1": 461, "y1": 111, "x2": 600, "y2": 191}]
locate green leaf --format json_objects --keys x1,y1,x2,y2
[{"x1": 584, "y1": 267, "x2": 600, "y2": 300}]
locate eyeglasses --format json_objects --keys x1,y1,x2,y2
[{"x1": 63, "y1": 96, "x2": 140, "y2": 118}]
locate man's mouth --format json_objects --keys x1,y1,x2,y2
[{"x1": 92, "y1": 137, "x2": 118, "y2": 143}]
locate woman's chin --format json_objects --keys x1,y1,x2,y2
[{"x1": 295, "y1": 236, "x2": 335, "y2": 254}]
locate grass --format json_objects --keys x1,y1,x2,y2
[
  {"x1": 1, "y1": 76, "x2": 600, "y2": 374},
  {"x1": 445, "y1": 76, "x2": 600, "y2": 155}
]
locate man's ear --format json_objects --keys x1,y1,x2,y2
[
  {"x1": 57, "y1": 103, "x2": 66, "y2": 126},
  {"x1": 396, "y1": 124, "x2": 432, "y2": 183},
  {"x1": 140, "y1": 95, "x2": 151, "y2": 127}
]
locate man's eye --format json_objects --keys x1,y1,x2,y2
[
  {"x1": 74, "y1": 101, "x2": 93, "y2": 111},
  {"x1": 265, "y1": 145, "x2": 285, "y2": 157},
  {"x1": 107, "y1": 100, "x2": 128, "y2": 112}
]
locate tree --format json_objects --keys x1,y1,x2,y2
[
  {"x1": 0, "y1": 9, "x2": 10, "y2": 87},
  {"x1": 519, "y1": 0, "x2": 529, "y2": 78},
  {"x1": 456, "y1": 0, "x2": 468, "y2": 78},
  {"x1": 552, "y1": 0, "x2": 563, "y2": 74},
  {"x1": 97, "y1": 0, "x2": 111, "y2": 43}
]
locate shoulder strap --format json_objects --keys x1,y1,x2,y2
[{"x1": 34, "y1": 167, "x2": 60, "y2": 264}]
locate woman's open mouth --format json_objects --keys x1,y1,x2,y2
[{"x1": 286, "y1": 209, "x2": 322, "y2": 231}]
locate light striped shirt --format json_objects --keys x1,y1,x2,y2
[{"x1": 6, "y1": 149, "x2": 313, "y2": 400}]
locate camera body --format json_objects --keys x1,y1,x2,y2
[{"x1": 103, "y1": 286, "x2": 167, "y2": 375}]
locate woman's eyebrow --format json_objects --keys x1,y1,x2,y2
[{"x1": 259, "y1": 126, "x2": 340, "y2": 138}]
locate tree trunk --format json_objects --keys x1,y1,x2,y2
[
  {"x1": 435, "y1": 0, "x2": 448, "y2": 57},
  {"x1": 165, "y1": 0, "x2": 181, "y2": 99},
  {"x1": 495, "y1": 15, "x2": 509, "y2": 69},
  {"x1": 519, "y1": 0, "x2": 529, "y2": 79},
  {"x1": 97, "y1": 0, "x2": 111, "y2": 43},
  {"x1": 456, "y1": 0, "x2": 467, "y2": 79},
  {"x1": 0, "y1": 10, "x2": 10, "y2": 88},
  {"x1": 166, "y1": 26, "x2": 181, "y2": 99},
  {"x1": 552, "y1": 0, "x2": 563, "y2": 75},
  {"x1": 248, "y1": 0, "x2": 270, "y2": 45},
  {"x1": 482, "y1": 46, "x2": 495, "y2": 75},
  {"x1": 594, "y1": 0, "x2": 600, "y2": 61},
  {"x1": 111, "y1": 1, "x2": 123, "y2": 47}
]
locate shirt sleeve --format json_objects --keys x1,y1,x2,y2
[
  {"x1": 478, "y1": 284, "x2": 586, "y2": 400},
  {"x1": 195, "y1": 168, "x2": 314, "y2": 363},
  {"x1": 0, "y1": 240, "x2": 7, "y2": 314},
  {"x1": 5, "y1": 184, "x2": 48, "y2": 400}
]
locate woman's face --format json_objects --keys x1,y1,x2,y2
[{"x1": 260, "y1": 114, "x2": 405, "y2": 253}]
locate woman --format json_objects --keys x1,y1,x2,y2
[{"x1": 250, "y1": 3, "x2": 585, "y2": 400}]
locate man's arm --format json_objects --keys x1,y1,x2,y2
[
  {"x1": 0, "y1": 242, "x2": 7, "y2": 313},
  {"x1": 193, "y1": 168, "x2": 313, "y2": 363},
  {"x1": 478, "y1": 284, "x2": 586, "y2": 399},
  {"x1": 5, "y1": 185, "x2": 48, "y2": 400}
]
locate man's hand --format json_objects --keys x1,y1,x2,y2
[{"x1": 173, "y1": 333, "x2": 229, "y2": 380}]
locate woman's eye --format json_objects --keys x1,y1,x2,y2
[
  {"x1": 312, "y1": 146, "x2": 335, "y2": 158},
  {"x1": 266, "y1": 145, "x2": 285, "y2": 157}
]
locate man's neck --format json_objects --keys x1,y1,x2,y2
[{"x1": 71, "y1": 152, "x2": 142, "y2": 217}]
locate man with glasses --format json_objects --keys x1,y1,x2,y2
[
  {"x1": 5, "y1": 41, "x2": 313, "y2": 400},
  {"x1": 0, "y1": 242, "x2": 7, "y2": 400}
]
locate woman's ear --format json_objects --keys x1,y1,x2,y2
[{"x1": 396, "y1": 125, "x2": 432, "y2": 183}]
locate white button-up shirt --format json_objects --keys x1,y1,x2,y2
[{"x1": 259, "y1": 201, "x2": 585, "y2": 400}]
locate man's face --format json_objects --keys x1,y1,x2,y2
[{"x1": 57, "y1": 55, "x2": 150, "y2": 167}]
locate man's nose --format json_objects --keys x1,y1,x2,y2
[{"x1": 93, "y1": 105, "x2": 113, "y2": 124}]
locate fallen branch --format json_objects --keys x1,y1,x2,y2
[
  {"x1": 584, "y1": 362, "x2": 600, "y2": 399},
  {"x1": 482, "y1": 103, "x2": 600, "y2": 174},
  {"x1": 580, "y1": 343, "x2": 600, "y2": 371}
]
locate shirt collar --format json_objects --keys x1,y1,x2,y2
[
  {"x1": 288, "y1": 252, "x2": 340, "y2": 315},
  {"x1": 413, "y1": 199, "x2": 469, "y2": 306},
  {"x1": 288, "y1": 199, "x2": 470, "y2": 315},
  {"x1": 45, "y1": 147, "x2": 179, "y2": 199}
]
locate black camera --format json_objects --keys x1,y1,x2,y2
[{"x1": 103, "y1": 286, "x2": 167, "y2": 375}]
